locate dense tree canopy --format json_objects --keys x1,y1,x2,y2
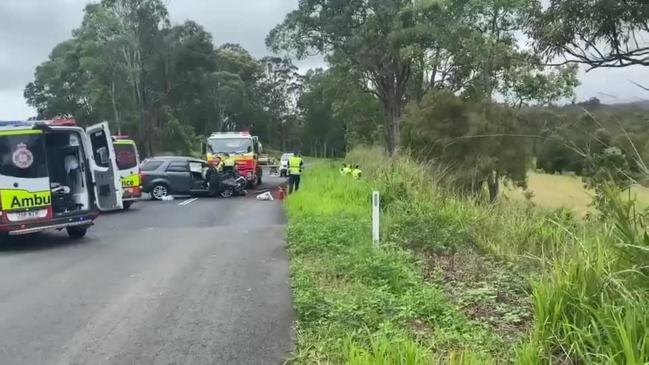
[
  {"x1": 24, "y1": 0, "x2": 302, "y2": 156},
  {"x1": 403, "y1": 91, "x2": 529, "y2": 201},
  {"x1": 268, "y1": 0, "x2": 578, "y2": 154},
  {"x1": 24, "y1": 0, "x2": 647, "y2": 203},
  {"x1": 298, "y1": 68, "x2": 385, "y2": 156}
]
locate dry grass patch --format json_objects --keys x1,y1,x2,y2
[{"x1": 507, "y1": 172, "x2": 649, "y2": 216}]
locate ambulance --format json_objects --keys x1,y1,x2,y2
[
  {"x1": 112, "y1": 137, "x2": 142, "y2": 210},
  {"x1": 0, "y1": 118, "x2": 122, "y2": 239}
]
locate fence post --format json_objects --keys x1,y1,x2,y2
[{"x1": 372, "y1": 191, "x2": 380, "y2": 246}]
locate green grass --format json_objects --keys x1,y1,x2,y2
[
  {"x1": 286, "y1": 161, "x2": 501, "y2": 364},
  {"x1": 286, "y1": 147, "x2": 649, "y2": 364}
]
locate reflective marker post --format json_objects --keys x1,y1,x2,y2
[{"x1": 372, "y1": 191, "x2": 380, "y2": 246}]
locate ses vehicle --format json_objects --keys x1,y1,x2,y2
[
  {"x1": 0, "y1": 119, "x2": 122, "y2": 239},
  {"x1": 112, "y1": 137, "x2": 142, "y2": 210},
  {"x1": 141, "y1": 157, "x2": 212, "y2": 200},
  {"x1": 203, "y1": 131, "x2": 263, "y2": 187},
  {"x1": 279, "y1": 153, "x2": 294, "y2": 177}
]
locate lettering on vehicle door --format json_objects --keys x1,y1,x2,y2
[{"x1": 0, "y1": 189, "x2": 51, "y2": 210}]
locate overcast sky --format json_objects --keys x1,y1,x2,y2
[{"x1": 1, "y1": 0, "x2": 648, "y2": 119}]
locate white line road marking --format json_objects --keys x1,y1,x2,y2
[{"x1": 178, "y1": 198, "x2": 198, "y2": 206}]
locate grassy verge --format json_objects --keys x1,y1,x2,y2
[
  {"x1": 286, "y1": 161, "x2": 501, "y2": 364},
  {"x1": 286, "y1": 147, "x2": 649, "y2": 364}
]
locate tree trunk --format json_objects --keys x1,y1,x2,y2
[
  {"x1": 110, "y1": 79, "x2": 122, "y2": 136},
  {"x1": 391, "y1": 108, "x2": 401, "y2": 155},
  {"x1": 487, "y1": 171, "x2": 500, "y2": 203},
  {"x1": 382, "y1": 100, "x2": 402, "y2": 156}
]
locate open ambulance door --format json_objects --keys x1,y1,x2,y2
[{"x1": 86, "y1": 122, "x2": 123, "y2": 211}]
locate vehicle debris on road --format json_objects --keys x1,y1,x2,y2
[{"x1": 256, "y1": 191, "x2": 274, "y2": 201}]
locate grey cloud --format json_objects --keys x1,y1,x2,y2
[
  {"x1": 0, "y1": 0, "x2": 648, "y2": 119},
  {"x1": 0, "y1": 0, "x2": 86, "y2": 90},
  {"x1": 167, "y1": 0, "x2": 297, "y2": 58},
  {"x1": 0, "y1": 0, "x2": 301, "y2": 118},
  {"x1": 576, "y1": 66, "x2": 649, "y2": 104}
]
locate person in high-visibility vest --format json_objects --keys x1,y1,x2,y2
[
  {"x1": 351, "y1": 164, "x2": 362, "y2": 180},
  {"x1": 288, "y1": 152, "x2": 304, "y2": 194},
  {"x1": 341, "y1": 164, "x2": 352, "y2": 176}
]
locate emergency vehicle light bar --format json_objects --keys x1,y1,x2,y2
[
  {"x1": 209, "y1": 131, "x2": 251, "y2": 137},
  {"x1": 48, "y1": 117, "x2": 77, "y2": 126}
]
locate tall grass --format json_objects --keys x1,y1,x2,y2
[
  {"x1": 286, "y1": 160, "x2": 500, "y2": 364},
  {"x1": 343, "y1": 147, "x2": 649, "y2": 364},
  {"x1": 287, "y1": 147, "x2": 649, "y2": 363}
]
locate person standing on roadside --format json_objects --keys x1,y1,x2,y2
[
  {"x1": 288, "y1": 152, "x2": 304, "y2": 193},
  {"x1": 341, "y1": 163, "x2": 352, "y2": 176},
  {"x1": 351, "y1": 164, "x2": 362, "y2": 180},
  {"x1": 340, "y1": 163, "x2": 350, "y2": 175}
]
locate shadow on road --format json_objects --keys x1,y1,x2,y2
[
  {"x1": 98, "y1": 205, "x2": 145, "y2": 216},
  {"x1": 0, "y1": 233, "x2": 87, "y2": 253}
]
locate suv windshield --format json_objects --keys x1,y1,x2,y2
[
  {"x1": 0, "y1": 132, "x2": 48, "y2": 178},
  {"x1": 114, "y1": 143, "x2": 138, "y2": 170},
  {"x1": 208, "y1": 138, "x2": 252, "y2": 154},
  {"x1": 281, "y1": 153, "x2": 293, "y2": 161}
]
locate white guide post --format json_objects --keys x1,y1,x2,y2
[{"x1": 372, "y1": 191, "x2": 380, "y2": 246}]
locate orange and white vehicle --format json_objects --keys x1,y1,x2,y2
[{"x1": 204, "y1": 131, "x2": 263, "y2": 187}]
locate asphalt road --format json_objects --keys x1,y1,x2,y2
[{"x1": 0, "y1": 173, "x2": 293, "y2": 365}]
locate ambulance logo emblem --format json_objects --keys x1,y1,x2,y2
[{"x1": 12, "y1": 143, "x2": 34, "y2": 169}]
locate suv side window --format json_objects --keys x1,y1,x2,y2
[
  {"x1": 166, "y1": 161, "x2": 189, "y2": 172},
  {"x1": 141, "y1": 160, "x2": 164, "y2": 171}
]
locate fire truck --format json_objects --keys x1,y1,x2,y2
[{"x1": 204, "y1": 131, "x2": 263, "y2": 187}]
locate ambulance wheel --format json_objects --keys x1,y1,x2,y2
[
  {"x1": 151, "y1": 183, "x2": 169, "y2": 200},
  {"x1": 67, "y1": 226, "x2": 88, "y2": 239},
  {"x1": 123, "y1": 201, "x2": 134, "y2": 210}
]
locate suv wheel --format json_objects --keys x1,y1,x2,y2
[{"x1": 151, "y1": 183, "x2": 169, "y2": 200}]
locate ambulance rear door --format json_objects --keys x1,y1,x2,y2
[{"x1": 86, "y1": 122, "x2": 123, "y2": 210}]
